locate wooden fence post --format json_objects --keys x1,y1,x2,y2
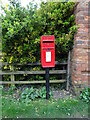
[
  {"x1": 67, "y1": 51, "x2": 70, "y2": 91},
  {"x1": 11, "y1": 65, "x2": 15, "y2": 86},
  {"x1": 62, "y1": 66, "x2": 65, "y2": 79}
]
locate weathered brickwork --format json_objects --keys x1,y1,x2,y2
[{"x1": 71, "y1": 1, "x2": 89, "y2": 87}]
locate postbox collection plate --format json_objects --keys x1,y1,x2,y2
[
  {"x1": 41, "y1": 35, "x2": 55, "y2": 68},
  {"x1": 46, "y1": 52, "x2": 51, "y2": 62}
]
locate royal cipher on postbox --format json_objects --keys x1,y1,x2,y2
[{"x1": 41, "y1": 35, "x2": 55, "y2": 68}]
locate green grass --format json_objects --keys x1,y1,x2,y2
[{"x1": 2, "y1": 95, "x2": 88, "y2": 118}]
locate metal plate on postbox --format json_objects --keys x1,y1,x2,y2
[{"x1": 46, "y1": 51, "x2": 51, "y2": 62}]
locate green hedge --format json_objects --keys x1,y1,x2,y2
[{"x1": 1, "y1": 0, "x2": 77, "y2": 64}]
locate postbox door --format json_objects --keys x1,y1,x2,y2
[{"x1": 41, "y1": 48, "x2": 55, "y2": 68}]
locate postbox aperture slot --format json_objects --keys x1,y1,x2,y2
[{"x1": 43, "y1": 41, "x2": 54, "y2": 43}]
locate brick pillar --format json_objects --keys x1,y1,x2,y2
[{"x1": 71, "y1": 1, "x2": 89, "y2": 91}]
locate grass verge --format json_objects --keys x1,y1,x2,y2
[{"x1": 2, "y1": 94, "x2": 88, "y2": 118}]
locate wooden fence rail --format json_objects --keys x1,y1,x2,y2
[
  {"x1": 0, "y1": 80, "x2": 66, "y2": 85},
  {"x1": 0, "y1": 70, "x2": 66, "y2": 75},
  {"x1": 0, "y1": 61, "x2": 67, "y2": 66}
]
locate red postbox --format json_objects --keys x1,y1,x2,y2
[{"x1": 41, "y1": 35, "x2": 55, "y2": 68}]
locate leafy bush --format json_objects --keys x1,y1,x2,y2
[
  {"x1": 80, "y1": 87, "x2": 90, "y2": 103},
  {"x1": 20, "y1": 86, "x2": 53, "y2": 102}
]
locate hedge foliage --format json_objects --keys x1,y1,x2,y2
[{"x1": 1, "y1": 0, "x2": 77, "y2": 64}]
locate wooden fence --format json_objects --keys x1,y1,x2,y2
[{"x1": 0, "y1": 52, "x2": 71, "y2": 90}]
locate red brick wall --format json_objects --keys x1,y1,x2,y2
[{"x1": 71, "y1": 1, "x2": 89, "y2": 86}]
